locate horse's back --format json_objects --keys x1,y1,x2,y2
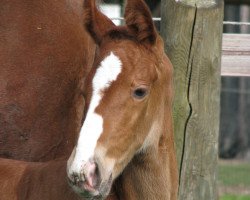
[{"x1": 0, "y1": 0, "x2": 95, "y2": 161}]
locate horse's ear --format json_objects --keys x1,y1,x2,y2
[
  {"x1": 83, "y1": 0, "x2": 116, "y2": 45},
  {"x1": 124, "y1": 0, "x2": 157, "y2": 45}
]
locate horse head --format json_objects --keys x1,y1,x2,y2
[{"x1": 67, "y1": 0, "x2": 174, "y2": 199}]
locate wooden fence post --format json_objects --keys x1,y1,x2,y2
[{"x1": 161, "y1": 0, "x2": 224, "y2": 199}]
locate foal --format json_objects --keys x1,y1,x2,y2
[{"x1": 67, "y1": 0, "x2": 178, "y2": 199}]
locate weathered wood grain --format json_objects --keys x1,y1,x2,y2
[
  {"x1": 222, "y1": 34, "x2": 250, "y2": 76},
  {"x1": 161, "y1": 0, "x2": 224, "y2": 199}
]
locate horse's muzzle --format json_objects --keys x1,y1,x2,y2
[{"x1": 67, "y1": 159, "x2": 112, "y2": 199}]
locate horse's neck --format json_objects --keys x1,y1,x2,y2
[{"x1": 113, "y1": 135, "x2": 178, "y2": 200}]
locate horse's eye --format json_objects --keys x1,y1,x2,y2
[{"x1": 133, "y1": 88, "x2": 148, "y2": 100}]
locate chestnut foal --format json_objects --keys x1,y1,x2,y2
[
  {"x1": 0, "y1": 0, "x2": 178, "y2": 200},
  {"x1": 67, "y1": 0, "x2": 178, "y2": 199}
]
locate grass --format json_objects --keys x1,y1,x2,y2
[
  {"x1": 220, "y1": 195, "x2": 250, "y2": 200},
  {"x1": 219, "y1": 162, "x2": 250, "y2": 186},
  {"x1": 218, "y1": 160, "x2": 250, "y2": 199}
]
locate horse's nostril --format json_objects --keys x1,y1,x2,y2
[
  {"x1": 84, "y1": 161, "x2": 99, "y2": 188},
  {"x1": 68, "y1": 161, "x2": 100, "y2": 192}
]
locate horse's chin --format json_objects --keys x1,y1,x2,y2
[{"x1": 68, "y1": 174, "x2": 113, "y2": 200}]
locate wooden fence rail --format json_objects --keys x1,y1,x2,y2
[{"x1": 222, "y1": 34, "x2": 250, "y2": 76}]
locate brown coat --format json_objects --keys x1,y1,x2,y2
[{"x1": 0, "y1": 0, "x2": 95, "y2": 161}]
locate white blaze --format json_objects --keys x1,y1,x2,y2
[{"x1": 69, "y1": 52, "x2": 122, "y2": 173}]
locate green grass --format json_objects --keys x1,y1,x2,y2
[
  {"x1": 219, "y1": 162, "x2": 250, "y2": 186},
  {"x1": 220, "y1": 195, "x2": 250, "y2": 200}
]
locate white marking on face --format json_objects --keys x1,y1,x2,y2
[{"x1": 68, "y1": 52, "x2": 122, "y2": 173}]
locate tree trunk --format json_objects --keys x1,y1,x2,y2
[{"x1": 161, "y1": 0, "x2": 224, "y2": 199}]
